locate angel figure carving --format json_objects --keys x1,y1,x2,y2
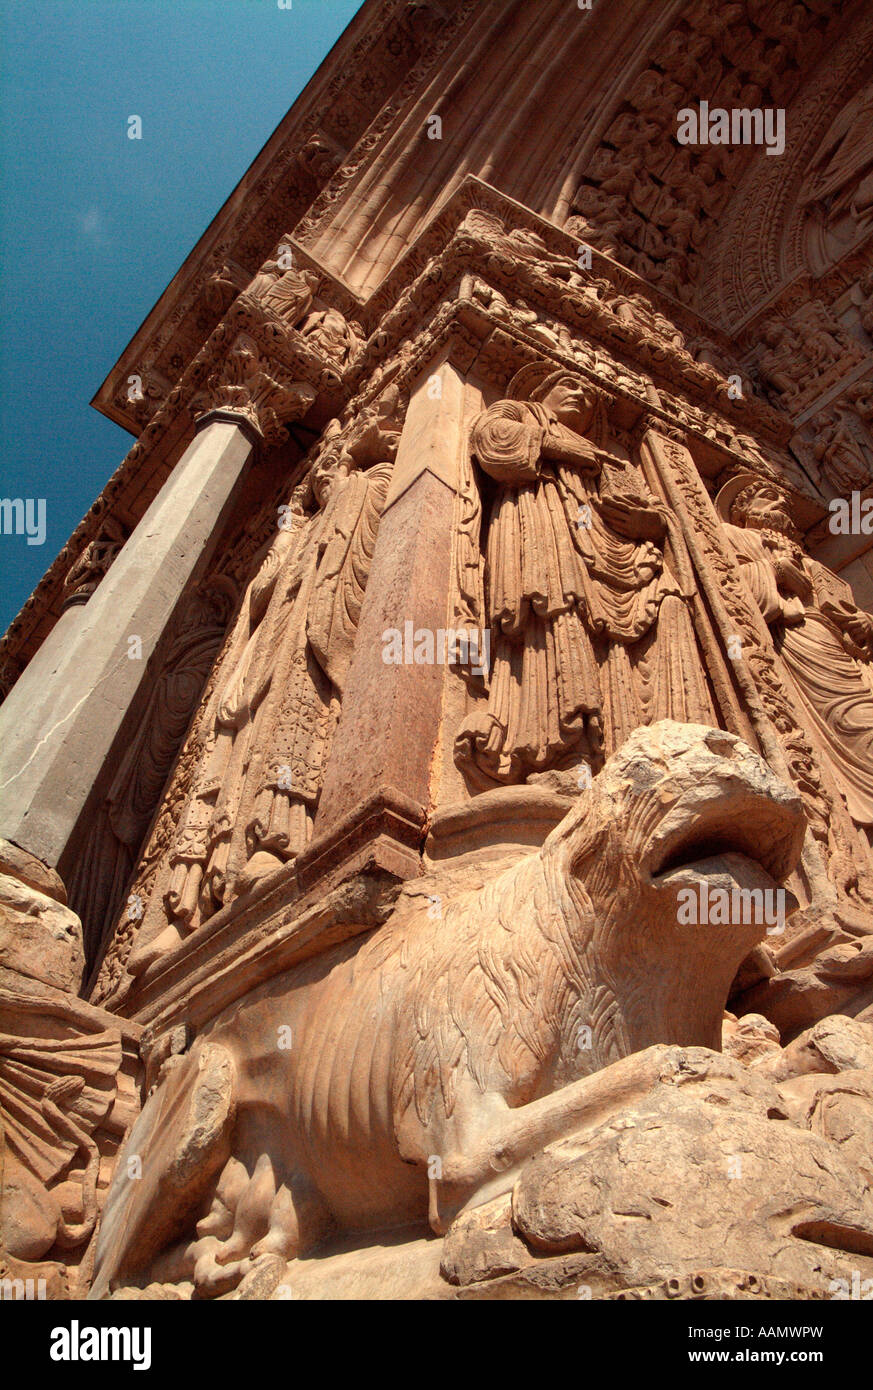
[{"x1": 718, "y1": 473, "x2": 873, "y2": 836}]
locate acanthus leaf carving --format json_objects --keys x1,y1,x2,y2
[{"x1": 194, "y1": 331, "x2": 318, "y2": 447}]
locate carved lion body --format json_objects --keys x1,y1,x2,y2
[{"x1": 92, "y1": 722, "x2": 805, "y2": 1297}]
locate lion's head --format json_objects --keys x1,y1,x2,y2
[{"x1": 543, "y1": 722, "x2": 806, "y2": 1071}]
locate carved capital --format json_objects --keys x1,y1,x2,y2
[
  {"x1": 62, "y1": 515, "x2": 129, "y2": 609},
  {"x1": 194, "y1": 331, "x2": 317, "y2": 447}
]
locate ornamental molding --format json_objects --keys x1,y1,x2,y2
[{"x1": 2, "y1": 179, "x2": 828, "y2": 697}]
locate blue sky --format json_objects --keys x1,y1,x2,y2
[{"x1": 0, "y1": 0, "x2": 363, "y2": 631}]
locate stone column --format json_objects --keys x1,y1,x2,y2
[
  {"x1": 0, "y1": 293, "x2": 320, "y2": 877},
  {"x1": 309, "y1": 358, "x2": 468, "y2": 873},
  {"x1": 0, "y1": 418, "x2": 256, "y2": 870}
]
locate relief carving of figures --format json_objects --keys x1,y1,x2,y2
[
  {"x1": 788, "y1": 304, "x2": 852, "y2": 372},
  {"x1": 800, "y1": 77, "x2": 873, "y2": 262},
  {"x1": 300, "y1": 305, "x2": 363, "y2": 366},
  {"x1": 758, "y1": 320, "x2": 807, "y2": 405},
  {"x1": 565, "y1": 198, "x2": 627, "y2": 258},
  {"x1": 242, "y1": 256, "x2": 361, "y2": 366},
  {"x1": 242, "y1": 450, "x2": 392, "y2": 880},
  {"x1": 454, "y1": 366, "x2": 714, "y2": 788},
  {"x1": 204, "y1": 262, "x2": 244, "y2": 315},
  {"x1": 62, "y1": 516, "x2": 128, "y2": 608},
  {"x1": 129, "y1": 437, "x2": 394, "y2": 969},
  {"x1": 757, "y1": 306, "x2": 863, "y2": 412},
  {"x1": 812, "y1": 405, "x2": 873, "y2": 493},
  {"x1": 244, "y1": 259, "x2": 319, "y2": 326},
  {"x1": 153, "y1": 518, "x2": 303, "y2": 944},
  {"x1": 63, "y1": 584, "x2": 233, "y2": 963},
  {"x1": 717, "y1": 474, "x2": 873, "y2": 835}
]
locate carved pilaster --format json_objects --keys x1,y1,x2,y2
[{"x1": 643, "y1": 427, "x2": 867, "y2": 903}]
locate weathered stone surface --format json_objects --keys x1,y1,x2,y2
[
  {"x1": 0, "y1": 871, "x2": 84, "y2": 994},
  {"x1": 90, "y1": 723, "x2": 807, "y2": 1297},
  {"x1": 3, "y1": 0, "x2": 873, "y2": 1305},
  {"x1": 0, "y1": 849, "x2": 140, "y2": 1289},
  {"x1": 722, "y1": 1011, "x2": 783, "y2": 1066},
  {"x1": 756, "y1": 1014, "x2": 873, "y2": 1081},
  {"x1": 0, "y1": 838, "x2": 66, "y2": 903},
  {"x1": 92, "y1": 1042, "x2": 235, "y2": 1295},
  {"x1": 510, "y1": 1047, "x2": 873, "y2": 1296},
  {"x1": 440, "y1": 1194, "x2": 532, "y2": 1287}
]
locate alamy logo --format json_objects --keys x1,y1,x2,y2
[
  {"x1": 828, "y1": 492, "x2": 873, "y2": 535},
  {"x1": 829, "y1": 1271, "x2": 873, "y2": 1300},
  {"x1": 0, "y1": 497, "x2": 46, "y2": 546},
  {"x1": 676, "y1": 101, "x2": 785, "y2": 157},
  {"x1": 382, "y1": 623, "x2": 489, "y2": 677},
  {"x1": 677, "y1": 884, "x2": 788, "y2": 935},
  {"x1": 49, "y1": 1321, "x2": 152, "y2": 1371},
  {"x1": 1, "y1": 1276, "x2": 46, "y2": 1300}
]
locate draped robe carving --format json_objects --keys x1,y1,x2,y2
[
  {"x1": 162, "y1": 455, "x2": 393, "y2": 934},
  {"x1": 244, "y1": 457, "x2": 393, "y2": 870},
  {"x1": 455, "y1": 370, "x2": 713, "y2": 786},
  {"x1": 718, "y1": 474, "x2": 873, "y2": 833}
]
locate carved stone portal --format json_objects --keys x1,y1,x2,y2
[{"x1": 2, "y1": 0, "x2": 873, "y2": 1305}]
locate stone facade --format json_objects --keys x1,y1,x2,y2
[{"x1": 1, "y1": 0, "x2": 872, "y2": 1301}]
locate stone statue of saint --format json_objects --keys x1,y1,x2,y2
[
  {"x1": 717, "y1": 473, "x2": 873, "y2": 833},
  {"x1": 161, "y1": 488, "x2": 309, "y2": 933},
  {"x1": 242, "y1": 451, "x2": 392, "y2": 881},
  {"x1": 157, "y1": 447, "x2": 392, "y2": 941},
  {"x1": 799, "y1": 78, "x2": 873, "y2": 228},
  {"x1": 455, "y1": 364, "x2": 713, "y2": 785}
]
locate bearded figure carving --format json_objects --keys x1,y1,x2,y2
[
  {"x1": 300, "y1": 306, "x2": 363, "y2": 366},
  {"x1": 718, "y1": 474, "x2": 873, "y2": 835},
  {"x1": 454, "y1": 366, "x2": 713, "y2": 786}
]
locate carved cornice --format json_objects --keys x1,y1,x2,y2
[
  {"x1": 2, "y1": 180, "x2": 822, "y2": 700},
  {"x1": 89, "y1": 0, "x2": 478, "y2": 437}
]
